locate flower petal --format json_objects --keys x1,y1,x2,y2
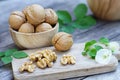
[
  {"x1": 95, "y1": 49, "x2": 112, "y2": 64},
  {"x1": 108, "y1": 42, "x2": 120, "y2": 54}
]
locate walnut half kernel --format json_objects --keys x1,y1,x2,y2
[
  {"x1": 19, "y1": 61, "x2": 35, "y2": 73},
  {"x1": 29, "y1": 49, "x2": 57, "y2": 69},
  {"x1": 61, "y1": 54, "x2": 76, "y2": 65}
]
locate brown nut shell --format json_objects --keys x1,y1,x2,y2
[
  {"x1": 45, "y1": 8, "x2": 58, "y2": 25},
  {"x1": 52, "y1": 32, "x2": 73, "y2": 51},
  {"x1": 9, "y1": 11, "x2": 26, "y2": 30},
  {"x1": 23, "y1": 4, "x2": 45, "y2": 25},
  {"x1": 18, "y1": 23, "x2": 34, "y2": 33},
  {"x1": 36, "y1": 23, "x2": 52, "y2": 32}
]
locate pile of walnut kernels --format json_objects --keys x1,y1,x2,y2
[
  {"x1": 19, "y1": 49, "x2": 76, "y2": 73},
  {"x1": 19, "y1": 49, "x2": 57, "y2": 72},
  {"x1": 9, "y1": 4, "x2": 58, "y2": 33}
]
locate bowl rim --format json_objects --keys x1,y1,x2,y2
[{"x1": 9, "y1": 23, "x2": 59, "y2": 35}]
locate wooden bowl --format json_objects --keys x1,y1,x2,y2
[
  {"x1": 10, "y1": 23, "x2": 59, "y2": 49},
  {"x1": 87, "y1": 0, "x2": 120, "y2": 20}
]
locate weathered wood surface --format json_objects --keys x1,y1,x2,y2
[
  {"x1": 0, "y1": 0, "x2": 120, "y2": 80},
  {"x1": 12, "y1": 43, "x2": 118, "y2": 80}
]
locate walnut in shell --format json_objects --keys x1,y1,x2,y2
[
  {"x1": 9, "y1": 11, "x2": 26, "y2": 30},
  {"x1": 18, "y1": 23, "x2": 34, "y2": 33},
  {"x1": 45, "y1": 8, "x2": 58, "y2": 25},
  {"x1": 52, "y1": 32, "x2": 73, "y2": 51},
  {"x1": 36, "y1": 23, "x2": 52, "y2": 32},
  {"x1": 23, "y1": 4, "x2": 45, "y2": 25}
]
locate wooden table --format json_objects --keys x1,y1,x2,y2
[{"x1": 0, "y1": 0, "x2": 120, "y2": 80}]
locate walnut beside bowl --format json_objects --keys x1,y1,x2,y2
[{"x1": 10, "y1": 23, "x2": 59, "y2": 49}]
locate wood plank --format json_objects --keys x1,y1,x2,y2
[
  {"x1": 12, "y1": 43, "x2": 118, "y2": 80},
  {"x1": 0, "y1": 0, "x2": 120, "y2": 80},
  {"x1": 83, "y1": 62, "x2": 120, "y2": 80},
  {"x1": 0, "y1": 64, "x2": 13, "y2": 80},
  {"x1": 0, "y1": 21, "x2": 120, "y2": 80},
  {"x1": 74, "y1": 21, "x2": 120, "y2": 43}
]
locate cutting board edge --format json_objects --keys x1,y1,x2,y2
[{"x1": 13, "y1": 56, "x2": 118, "y2": 80}]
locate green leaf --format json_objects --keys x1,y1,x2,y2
[
  {"x1": 84, "y1": 40, "x2": 97, "y2": 51},
  {"x1": 0, "y1": 52, "x2": 5, "y2": 57},
  {"x1": 78, "y1": 16, "x2": 96, "y2": 29},
  {"x1": 74, "y1": 3, "x2": 87, "y2": 19},
  {"x1": 1, "y1": 56, "x2": 12, "y2": 64},
  {"x1": 60, "y1": 25, "x2": 74, "y2": 33},
  {"x1": 12, "y1": 51, "x2": 28, "y2": 59},
  {"x1": 82, "y1": 51, "x2": 87, "y2": 56},
  {"x1": 5, "y1": 49, "x2": 18, "y2": 56},
  {"x1": 99, "y1": 37, "x2": 109, "y2": 45},
  {"x1": 70, "y1": 22, "x2": 82, "y2": 28},
  {"x1": 56, "y1": 10, "x2": 72, "y2": 24},
  {"x1": 94, "y1": 45, "x2": 103, "y2": 51},
  {"x1": 87, "y1": 48, "x2": 97, "y2": 59},
  {"x1": 58, "y1": 19, "x2": 64, "y2": 27}
]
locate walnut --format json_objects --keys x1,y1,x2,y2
[
  {"x1": 61, "y1": 54, "x2": 76, "y2": 65},
  {"x1": 37, "y1": 58, "x2": 53, "y2": 68},
  {"x1": 45, "y1": 8, "x2": 58, "y2": 25},
  {"x1": 19, "y1": 61, "x2": 35, "y2": 73},
  {"x1": 52, "y1": 32, "x2": 73, "y2": 51},
  {"x1": 23, "y1": 4, "x2": 45, "y2": 25},
  {"x1": 9, "y1": 11, "x2": 26, "y2": 30},
  {"x1": 18, "y1": 23, "x2": 34, "y2": 33},
  {"x1": 29, "y1": 53, "x2": 42, "y2": 62},
  {"x1": 41, "y1": 49, "x2": 57, "y2": 62},
  {"x1": 35, "y1": 23, "x2": 52, "y2": 32},
  {"x1": 29, "y1": 49, "x2": 57, "y2": 69},
  {"x1": 36, "y1": 58, "x2": 47, "y2": 69}
]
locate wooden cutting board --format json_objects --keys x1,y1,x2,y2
[{"x1": 12, "y1": 43, "x2": 118, "y2": 80}]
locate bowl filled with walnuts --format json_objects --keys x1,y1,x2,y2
[{"x1": 9, "y1": 4, "x2": 59, "y2": 49}]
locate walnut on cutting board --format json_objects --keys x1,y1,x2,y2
[
  {"x1": 52, "y1": 32, "x2": 73, "y2": 51},
  {"x1": 37, "y1": 58, "x2": 53, "y2": 68},
  {"x1": 61, "y1": 54, "x2": 76, "y2": 65},
  {"x1": 29, "y1": 49, "x2": 57, "y2": 69},
  {"x1": 19, "y1": 61, "x2": 35, "y2": 73}
]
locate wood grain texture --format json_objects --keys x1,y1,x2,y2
[
  {"x1": 12, "y1": 43, "x2": 118, "y2": 80},
  {"x1": 10, "y1": 23, "x2": 59, "y2": 49}
]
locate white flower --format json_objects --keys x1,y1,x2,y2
[
  {"x1": 108, "y1": 42, "x2": 120, "y2": 54},
  {"x1": 95, "y1": 49, "x2": 112, "y2": 64}
]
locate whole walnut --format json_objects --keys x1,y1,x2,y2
[
  {"x1": 52, "y1": 32, "x2": 73, "y2": 51},
  {"x1": 18, "y1": 23, "x2": 34, "y2": 33},
  {"x1": 36, "y1": 23, "x2": 52, "y2": 32},
  {"x1": 45, "y1": 8, "x2": 58, "y2": 25},
  {"x1": 23, "y1": 4, "x2": 45, "y2": 25},
  {"x1": 9, "y1": 11, "x2": 26, "y2": 30}
]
